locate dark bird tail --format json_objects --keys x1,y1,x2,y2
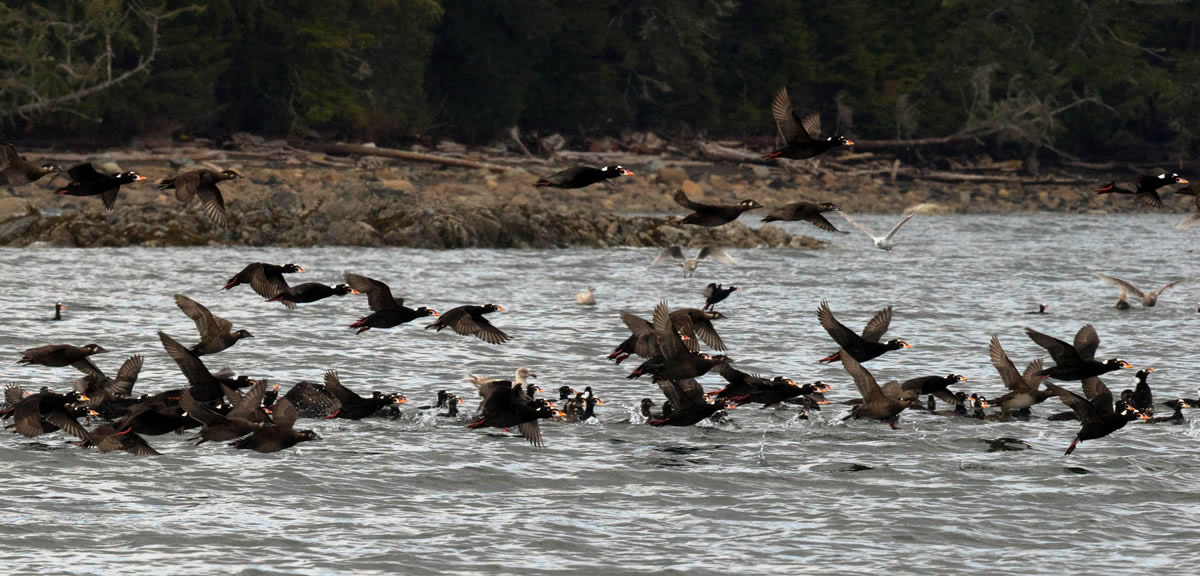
[
  {"x1": 156, "y1": 177, "x2": 175, "y2": 191},
  {"x1": 222, "y1": 275, "x2": 240, "y2": 290},
  {"x1": 760, "y1": 216, "x2": 780, "y2": 223}
]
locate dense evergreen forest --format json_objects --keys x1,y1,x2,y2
[{"x1": 2, "y1": 0, "x2": 1198, "y2": 163}]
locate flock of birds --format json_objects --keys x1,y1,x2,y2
[{"x1": 1, "y1": 86, "x2": 1197, "y2": 457}]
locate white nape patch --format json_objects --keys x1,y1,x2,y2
[
  {"x1": 601, "y1": 166, "x2": 608, "y2": 171},
  {"x1": 1158, "y1": 173, "x2": 1167, "y2": 179}
]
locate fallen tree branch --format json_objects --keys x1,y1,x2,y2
[
  {"x1": 300, "y1": 141, "x2": 511, "y2": 173},
  {"x1": 898, "y1": 169, "x2": 1090, "y2": 186}
]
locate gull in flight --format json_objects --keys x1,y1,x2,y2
[
  {"x1": 1095, "y1": 273, "x2": 1183, "y2": 308},
  {"x1": 650, "y1": 246, "x2": 735, "y2": 278},
  {"x1": 838, "y1": 212, "x2": 916, "y2": 251}
]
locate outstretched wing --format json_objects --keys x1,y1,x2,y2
[
  {"x1": 697, "y1": 247, "x2": 736, "y2": 265},
  {"x1": 344, "y1": 273, "x2": 400, "y2": 311},
  {"x1": 451, "y1": 313, "x2": 510, "y2": 344},
  {"x1": 323, "y1": 370, "x2": 365, "y2": 404},
  {"x1": 195, "y1": 183, "x2": 228, "y2": 228},
  {"x1": 1024, "y1": 327, "x2": 1083, "y2": 367},
  {"x1": 1044, "y1": 382, "x2": 1099, "y2": 422},
  {"x1": 175, "y1": 294, "x2": 232, "y2": 340},
  {"x1": 1095, "y1": 273, "x2": 1145, "y2": 299},
  {"x1": 989, "y1": 335, "x2": 1026, "y2": 392},
  {"x1": 650, "y1": 246, "x2": 687, "y2": 267},
  {"x1": 653, "y1": 301, "x2": 685, "y2": 360},
  {"x1": 818, "y1": 301, "x2": 867, "y2": 348},
  {"x1": 840, "y1": 349, "x2": 883, "y2": 404},
  {"x1": 1150, "y1": 280, "x2": 1182, "y2": 298},
  {"x1": 881, "y1": 213, "x2": 916, "y2": 243},
  {"x1": 673, "y1": 188, "x2": 713, "y2": 212},
  {"x1": 860, "y1": 306, "x2": 893, "y2": 343},
  {"x1": 1072, "y1": 325, "x2": 1100, "y2": 362},
  {"x1": 771, "y1": 87, "x2": 817, "y2": 142},
  {"x1": 836, "y1": 211, "x2": 877, "y2": 240}
]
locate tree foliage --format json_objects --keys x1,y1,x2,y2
[{"x1": 3, "y1": 0, "x2": 1200, "y2": 162}]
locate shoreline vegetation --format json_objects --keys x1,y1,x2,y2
[{"x1": 0, "y1": 137, "x2": 1191, "y2": 249}]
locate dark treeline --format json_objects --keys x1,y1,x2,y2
[{"x1": 3, "y1": 0, "x2": 1199, "y2": 162}]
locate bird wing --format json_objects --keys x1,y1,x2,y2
[
  {"x1": 1177, "y1": 214, "x2": 1200, "y2": 230},
  {"x1": 668, "y1": 311, "x2": 702, "y2": 354},
  {"x1": 809, "y1": 213, "x2": 845, "y2": 233},
  {"x1": 452, "y1": 313, "x2": 510, "y2": 344},
  {"x1": 344, "y1": 273, "x2": 400, "y2": 310},
  {"x1": 685, "y1": 313, "x2": 726, "y2": 351},
  {"x1": 840, "y1": 349, "x2": 883, "y2": 404},
  {"x1": 1022, "y1": 358, "x2": 1044, "y2": 388},
  {"x1": 697, "y1": 247, "x2": 736, "y2": 265},
  {"x1": 323, "y1": 370, "x2": 364, "y2": 404},
  {"x1": 178, "y1": 388, "x2": 221, "y2": 425},
  {"x1": 771, "y1": 87, "x2": 799, "y2": 141},
  {"x1": 1024, "y1": 327, "x2": 1083, "y2": 366},
  {"x1": 159, "y1": 331, "x2": 214, "y2": 385},
  {"x1": 1138, "y1": 190, "x2": 1165, "y2": 209},
  {"x1": 101, "y1": 188, "x2": 121, "y2": 211},
  {"x1": 248, "y1": 266, "x2": 289, "y2": 300},
  {"x1": 4, "y1": 384, "x2": 26, "y2": 405},
  {"x1": 67, "y1": 163, "x2": 103, "y2": 183},
  {"x1": 882, "y1": 380, "x2": 917, "y2": 402},
  {"x1": 0, "y1": 141, "x2": 19, "y2": 167},
  {"x1": 1072, "y1": 325, "x2": 1101, "y2": 362},
  {"x1": 171, "y1": 172, "x2": 199, "y2": 203},
  {"x1": 653, "y1": 301, "x2": 685, "y2": 360},
  {"x1": 835, "y1": 211, "x2": 878, "y2": 240},
  {"x1": 881, "y1": 213, "x2": 916, "y2": 243},
  {"x1": 650, "y1": 246, "x2": 685, "y2": 267},
  {"x1": 517, "y1": 421, "x2": 544, "y2": 448},
  {"x1": 120, "y1": 433, "x2": 160, "y2": 456},
  {"x1": 470, "y1": 377, "x2": 511, "y2": 400},
  {"x1": 1044, "y1": 382, "x2": 1099, "y2": 422},
  {"x1": 43, "y1": 410, "x2": 91, "y2": 442},
  {"x1": 195, "y1": 183, "x2": 228, "y2": 228},
  {"x1": 676, "y1": 378, "x2": 710, "y2": 408},
  {"x1": 703, "y1": 284, "x2": 716, "y2": 299},
  {"x1": 989, "y1": 335, "x2": 1027, "y2": 392},
  {"x1": 1095, "y1": 273, "x2": 1145, "y2": 299},
  {"x1": 1150, "y1": 280, "x2": 1182, "y2": 298},
  {"x1": 818, "y1": 301, "x2": 867, "y2": 348},
  {"x1": 860, "y1": 306, "x2": 893, "y2": 343},
  {"x1": 13, "y1": 396, "x2": 49, "y2": 437},
  {"x1": 1081, "y1": 376, "x2": 1114, "y2": 414},
  {"x1": 227, "y1": 380, "x2": 267, "y2": 420},
  {"x1": 621, "y1": 312, "x2": 655, "y2": 338},
  {"x1": 272, "y1": 398, "x2": 300, "y2": 430},
  {"x1": 71, "y1": 357, "x2": 105, "y2": 381},
  {"x1": 673, "y1": 188, "x2": 710, "y2": 212},
  {"x1": 282, "y1": 381, "x2": 340, "y2": 414},
  {"x1": 175, "y1": 294, "x2": 230, "y2": 340},
  {"x1": 107, "y1": 355, "x2": 142, "y2": 396}
]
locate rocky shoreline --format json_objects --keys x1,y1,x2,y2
[{"x1": 0, "y1": 146, "x2": 1186, "y2": 248}]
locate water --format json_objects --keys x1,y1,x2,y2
[{"x1": 0, "y1": 213, "x2": 1198, "y2": 575}]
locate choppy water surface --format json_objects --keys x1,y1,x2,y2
[{"x1": 1, "y1": 213, "x2": 1198, "y2": 575}]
